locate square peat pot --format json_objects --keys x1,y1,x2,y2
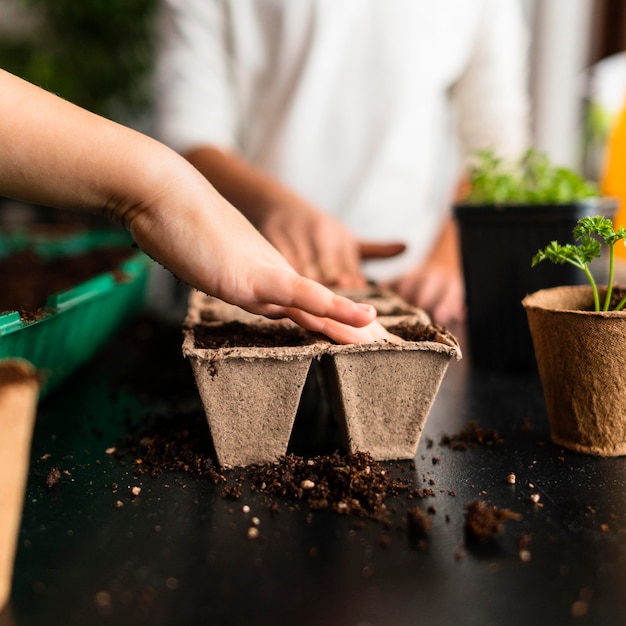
[
  {"x1": 322, "y1": 317, "x2": 461, "y2": 460},
  {"x1": 454, "y1": 197, "x2": 617, "y2": 371},
  {"x1": 183, "y1": 292, "x2": 328, "y2": 467},
  {"x1": 0, "y1": 229, "x2": 152, "y2": 397}
]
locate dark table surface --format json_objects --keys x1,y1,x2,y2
[{"x1": 2, "y1": 312, "x2": 626, "y2": 626}]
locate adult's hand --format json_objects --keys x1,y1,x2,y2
[
  {"x1": 387, "y1": 260, "x2": 465, "y2": 326},
  {"x1": 256, "y1": 199, "x2": 366, "y2": 288},
  {"x1": 184, "y1": 146, "x2": 405, "y2": 289},
  {"x1": 386, "y1": 217, "x2": 465, "y2": 326}
]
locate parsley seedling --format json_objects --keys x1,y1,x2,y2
[{"x1": 532, "y1": 216, "x2": 626, "y2": 311}]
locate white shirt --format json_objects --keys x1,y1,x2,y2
[{"x1": 156, "y1": 0, "x2": 530, "y2": 279}]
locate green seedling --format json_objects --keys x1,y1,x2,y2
[
  {"x1": 465, "y1": 148, "x2": 598, "y2": 205},
  {"x1": 532, "y1": 215, "x2": 626, "y2": 311}
]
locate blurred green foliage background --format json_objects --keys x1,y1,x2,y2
[{"x1": 0, "y1": 0, "x2": 158, "y2": 123}]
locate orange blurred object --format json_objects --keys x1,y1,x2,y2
[{"x1": 601, "y1": 100, "x2": 626, "y2": 257}]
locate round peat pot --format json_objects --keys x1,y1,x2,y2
[
  {"x1": 0, "y1": 358, "x2": 39, "y2": 610},
  {"x1": 454, "y1": 198, "x2": 617, "y2": 371},
  {"x1": 523, "y1": 285, "x2": 626, "y2": 456}
]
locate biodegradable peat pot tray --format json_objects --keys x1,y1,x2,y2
[
  {"x1": 523, "y1": 285, "x2": 626, "y2": 456},
  {"x1": 0, "y1": 359, "x2": 39, "y2": 611},
  {"x1": 454, "y1": 197, "x2": 617, "y2": 372},
  {"x1": 183, "y1": 289, "x2": 461, "y2": 467}
]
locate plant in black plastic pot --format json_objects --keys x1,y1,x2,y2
[
  {"x1": 523, "y1": 216, "x2": 626, "y2": 456},
  {"x1": 453, "y1": 148, "x2": 617, "y2": 371}
]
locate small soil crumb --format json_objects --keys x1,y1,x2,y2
[
  {"x1": 506, "y1": 473, "x2": 516, "y2": 485},
  {"x1": 440, "y1": 421, "x2": 503, "y2": 450},
  {"x1": 221, "y1": 480, "x2": 244, "y2": 500},
  {"x1": 45, "y1": 466, "x2": 62, "y2": 488},
  {"x1": 464, "y1": 500, "x2": 522, "y2": 543}
]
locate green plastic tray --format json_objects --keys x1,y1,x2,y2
[{"x1": 0, "y1": 230, "x2": 152, "y2": 397}]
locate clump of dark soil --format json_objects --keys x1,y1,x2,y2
[
  {"x1": 247, "y1": 451, "x2": 412, "y2": 522},
  {"x1": 192, "y1": 320, "x2": 315, "y2": 349},
  {"x1": 464, "y1": 500, "x2": 521, "y2": 543},
  {"x1": 440, "y1": 421, "x2": 503, "y2": 450},
  {"x1": 0, "y1": 245, "x2": 137, "y2": 320},
  {"x1": 116, "y1": 410, "x2": 417, "y2": 525}
]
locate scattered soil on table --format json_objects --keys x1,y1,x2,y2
[
  {"x1": 0, "y1": 245, "x2": 137, "y2": 321},
  {"x1": 464, "y1": 500, "x2": 522, "y2": 543},
  {"x1": 118, "y1": 410, "x2": 420, "y2": 525},
  {"x1": 120, "y1": 412, "x2": 223, "y2": 482}
]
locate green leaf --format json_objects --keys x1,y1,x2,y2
[
  {"x1": 464, "y1": 148, "x2": 598, "y2": 205},
  {"x1": 532, "y1": 216, "x2": 622, "y2": 311}
]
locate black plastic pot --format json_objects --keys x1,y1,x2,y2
[{"x1": 453, "y1": 198, "x2": 617, "y2": 371}]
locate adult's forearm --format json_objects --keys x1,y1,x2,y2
[{"x1": 184, "y1": 145, "x2": 301, "y2": 226}]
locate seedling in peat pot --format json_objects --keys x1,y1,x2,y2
[{"x1": 532, "y1": 215, "x2": 626, "y2": 311}]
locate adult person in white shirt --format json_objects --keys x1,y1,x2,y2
[
  {"x1": 156, "y1": 0, "x2": 531, "y2": 325},
  {"x1": 0, "y1": 68, "x2": 394, "y2": 345}
]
